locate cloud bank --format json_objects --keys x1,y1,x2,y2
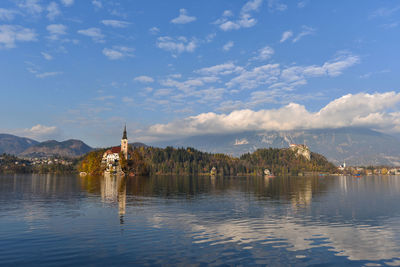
[
  {"x1": 14, "y1": 124, "x2": 61, "y2": 141},
  {"x1": 140, "y1": 92, "x2": 400, "y2": 140}
]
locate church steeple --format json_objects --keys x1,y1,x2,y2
[
  {"x1": 121, "y1": 124, "x2": 128, "y2": 160},
  {"x1": 122, "y1": 124, "x2": 127, "y2": 140}
]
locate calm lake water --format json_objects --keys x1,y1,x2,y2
[{"x1": 1, "y1": 174, "x2": 400, "y2": 266}]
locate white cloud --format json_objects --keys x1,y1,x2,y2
[
  {"x1": 92, "y1": 0, "x2": 102, "y2": 9},
  {"x1": 18, "y1": 124, "x2": 60, "y2": 141},
  {"x1": 242, "y1": 0, "x2": 263, "y2": 13},
  {"x1": 149, "y1": 26, "x2": 160, "y2": 35},
  {"x1": 267, "y1": 0, "x2": 287, "y2": 11},
  {"x1": 61, "y1": 0, "x2": 74, "y2": 7},
  {"x1": 154, "y1": 89, "x2": 172, "y2": 97},
  {"x1": 102, "y1": 46, "x2": 134, "y2": 60},
  {"x1": 0, "y1": 25, "x2": 37, "y2": 49},
  {"x1": 46, "y1": 24, "x2": 67, "y2": 40},
  {"x1": 293, "y1": 26, "x2": 315, "y2": 43},
  {"x1": 41, "y1": 52, "x2": 53, "y2": 60},
  {"x1": 196, "y1": 62, "x2": 244, "y2": 76},
  {"x1": 321, "y1": 52, "x2": 360, "y2": 77},
  {"x1": 223, "y1": 10, "x2": 234, "y2": 17},
  {"x1": 160, "y1": 76, "x2": 218, "y2": 95},
  {"x1": 18, "y1": 0, "x2": 42, "y2": 15},
  {"x1": 156, "y1": 36, "x2": 197, "y2": 54},
  {"x1": 215, "y1": 0, "x2": 262, "y2": 31},
  {"x1": 252, "y1": 45, "x2": 274, "y2": 61},
  {"x1": 171, "y1": 8, "x2": 196, "y2": 24},
  {"x1": 370, "y1": 6, "x2": 400, "y2": 19},
  {"x1": 142, "y1": 92, "x2": 400, "y2": 138},
  {"x1": 297, "y1": 1, "x2": 308, "y2": 8},
  {"x1": 223, "y1": 41, "x2": 234, "y2": 51},
  {"x1": 77, "y1": 27, "x2": 104, "y2": 43},
  {"x1": 227, "y1": 63, "x2": 280, "y2": 90},
  {"x1": 101, "y1": 19, "x2": 131, "y2": 28},
  {"x1": 0, "y1": 8, "x2": 18, "y2": 21},
  {"x1": 36, "y1": 71, "x2": 62, "y2": 78},
  {"x1": 47, "y1": 2, "x2": 60, "y2": 20},
  {"x1": 280, "y1": 30, "x2": 293, "y2": 43},
  {"x1": 227, "y1": 52, "x2": 359, "y2": 90},
  {"x1": 134, "y1": 75, "x2": 154, "y2": 83}
]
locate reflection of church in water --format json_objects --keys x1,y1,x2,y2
[{"x1": 101, "y1": 173, "x2": 126, "y2": 224}]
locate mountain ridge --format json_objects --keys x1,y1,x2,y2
[
  {"x1": 0, "y1": 134, "x2": 92, "y2": 158},
  {"x1": 0, "y1": 134, "x2": 39, "y2": 155},
  {"x1": 151, "y1": 127, "x2": 400, "y2": 166}
]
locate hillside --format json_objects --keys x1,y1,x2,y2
[
  {"x1": 152, "y1": 127, "x2": 400, "y2": 166},
  {"x1": 0, "y1": 134, "x2": 39, "y2": 155},
  {"x1": 20, "y1": 139, "x2": 92, "y2": 158}
]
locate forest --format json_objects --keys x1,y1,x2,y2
[{"x1": 78, "y1": 145, "x2": 337, "y2": 176}]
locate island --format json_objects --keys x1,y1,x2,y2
[{"x1": 77, "y1": 143, "x2": 337, "y2": 177}]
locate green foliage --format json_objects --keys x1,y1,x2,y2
[{"x1": 125, "y1": 147, "x2": 336, "y2": 176}]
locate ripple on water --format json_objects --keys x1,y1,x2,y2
[{"x1": 1, "y1": 175, "x2": 400, "y2": 266}]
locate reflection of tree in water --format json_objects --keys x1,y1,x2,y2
[
  {"x1": 79, "y1": 175, "x2": 102, "y2": 194},
  {"x1": 124, "y1": 175, "x2": 332, "y2": 206},
  {"x1": 253, "y1": 176, "x2": 334, "y2": 207}
]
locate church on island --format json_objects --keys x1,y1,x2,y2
[{"x1": 101, "y1": 126, "x2": 129, "y2": 175}]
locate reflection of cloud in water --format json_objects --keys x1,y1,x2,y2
[{"x1": 148, "y1": 208, "x2": 400, "y2": 262}]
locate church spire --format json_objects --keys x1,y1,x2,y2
[{"x1": 122, "y1": 124, "x2": 127, "y2": 140}]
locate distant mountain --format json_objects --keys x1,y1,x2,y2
[
  {"x1": 0, "y1": 134, "x2": 39, "y2": 155},
  {"x1": 20, "y1": 139, "x2": 92, "y2": 158},
  {"x1": 130, "y1": 142, "x2": 149, "y2": 148},
  {"x1": 152, "y1": 128, "x2": 400, "y2": 166}
]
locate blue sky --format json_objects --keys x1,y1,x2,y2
[{"x1": 1, "y1": 0, "x2": 400, "y2": 147}]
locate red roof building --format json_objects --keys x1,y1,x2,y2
[{"x1": 111, "y1": 146, "x2": 121, "y2": 153}]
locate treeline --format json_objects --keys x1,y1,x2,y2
[
  {"x1": 0, "y1": 154, "x2": 76, "y2": 174},
  {"x1": 116, "y1": 146, "x2": 336, "y2": 176}
]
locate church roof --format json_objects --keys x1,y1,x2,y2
[
  {"x1": 111, "y1": 146, "x2": 121, "y2": 153},
  {"x1": 122, "y1": 125, "x2": 127, "y2": 139}
]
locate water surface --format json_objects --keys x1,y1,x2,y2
[{"x1": 1, "y1": 174, "x2": 400, "y2": 266}]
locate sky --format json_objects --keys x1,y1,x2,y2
[{"x1": 1, "y1": 0, "x2": 400, "y2": 147}]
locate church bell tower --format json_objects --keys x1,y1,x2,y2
[{"x1": 121, "y1": 125, "x2": 128, "y2": 160}]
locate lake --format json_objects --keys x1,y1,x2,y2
[{"x1": 1, "y1": 174, "x2": 400, "y2": 266}]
